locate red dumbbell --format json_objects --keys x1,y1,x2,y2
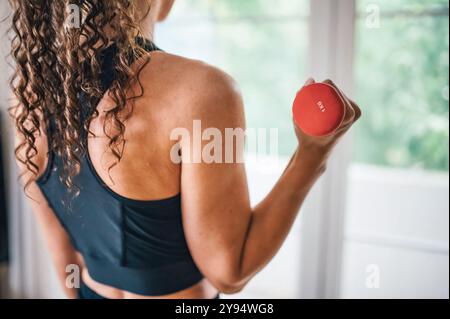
[{"x1": 293, "y1": 82, "x2": 346, "y2": 136}]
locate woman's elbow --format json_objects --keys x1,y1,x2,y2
[
  {"x1": 213, "y1": 279, "x2": 246, "y2": 294},
  {"x1": 207, "y1": 269, "x2": 248, "y2": 294}
]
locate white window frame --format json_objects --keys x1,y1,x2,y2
[{"x1": 298, "y1": 0, "x2": 356, "y2": 299}]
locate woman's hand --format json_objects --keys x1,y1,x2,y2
[{"x1": 294, "y1": 78, "x2": 362, "y2": 159}]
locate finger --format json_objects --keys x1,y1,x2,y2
[
  {"x1": 340, "y1": 94, "x2": 362, "y2": 123},
  {"x1": 334, "y1": 118, "x2": 356, "y2": 136},
  {"x1": 323, "y1": 79, "x2": 356, "y2": 125},
  {"x1": 338, "y1": 99, "x2": 355, "y2": 129},
  {"x1": 323, "y1": 79, "x2": 352, "y2": 107},
  {"x1": 346, "y1": 98, "x2": 362, "y2": 121},
  {"x1": 335, "y1": 103, "x2": 361, "y2": 134},
  {"x1": 322, "y1": 79, "x2": 352, "y2": 110},
  {"x1": 304, "y1": 77, "x2": 315, "y2": 87},
  {"x1": 334, "y1": 127, "x2": 351, "y2": 139}
]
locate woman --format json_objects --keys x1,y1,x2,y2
[{"x1": 9, "y1": 0, "x2": 361, "y2": 299}]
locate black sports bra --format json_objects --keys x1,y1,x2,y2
[{"x1": 36, "y1": 39, "x2": 204, "y2": 296}]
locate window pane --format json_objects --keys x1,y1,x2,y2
[
  {"x1": 167, "y1": 0, "x2": 308, "y2": 19},
  {"x1": 359, "y1": 0, "x2": 449, "y2": 12},
  {"x1": 341, "y1": 1, "x2": 449, "y2": 299},
  {"x1": 212, "y1": 0, "x2": 308, "y2": 17},
  {"x1": 157, "y1": 1, "x2": 309, "y2": 156},
  {"x1": 354, "y1": 0, "x2": 449, "y2": 171}
]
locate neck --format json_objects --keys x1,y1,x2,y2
[
  {"x1": 102, "y1": 15, "x2": 156, "y2": 43},
  {"x1": 137, "y1": 0, "x2": 159, "y2": 40},
  {"x1": 140, "y1": 20, "x2": 156, "y2": 40},
  {"x1": 102, "y1": 1, "x2": 159, "y2": 42}
]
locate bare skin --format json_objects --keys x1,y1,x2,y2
[{"x1": 13, "y1": 0, "x2": 361, "y2": 299}]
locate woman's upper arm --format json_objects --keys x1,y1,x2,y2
[
  {"x1": 11, "y1": 101, "x2": 80, "y2": 276},
  {"x1": 179, "y1": 68, "x2": 253, "y2": 289}
]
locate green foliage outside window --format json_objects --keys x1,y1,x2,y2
[{"x1": 355, "y1": 0, "x2": 449, "y2": 171}]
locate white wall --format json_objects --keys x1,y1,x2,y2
[
  {"x1": 232, "y1": 160, "x2": 450, "y2": 299},
  {"x1": 340, "y1": 165, "x2": 449, "y2": 298}
]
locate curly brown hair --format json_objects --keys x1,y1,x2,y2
[{"x1": 9, "y1": 0, "x2": 151, "y2": 200}]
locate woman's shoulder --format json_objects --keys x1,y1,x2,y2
[{"x1": 138, "y1": 51, "x2": 244, "y2": 124}]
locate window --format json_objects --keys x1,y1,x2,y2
[
  {"x1": 354, "y1": 0, "x2": 449, "y2": 171},
  {"x1": 339, "y1": 0, "x2": 449, "y2": 299}
]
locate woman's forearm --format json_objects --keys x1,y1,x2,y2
[
  {"x1": 49, "y1": 243, "x2": 84, "y2": 299},
  {"x1": 34, "y1": 207, "x2": 84, "y2": 299},
  {"x1": 235, "y1": 146, "x2": 327, "y2": 286},
  {"x1": 24, "y1": 183, "x2": 84, "y2": 299}
]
